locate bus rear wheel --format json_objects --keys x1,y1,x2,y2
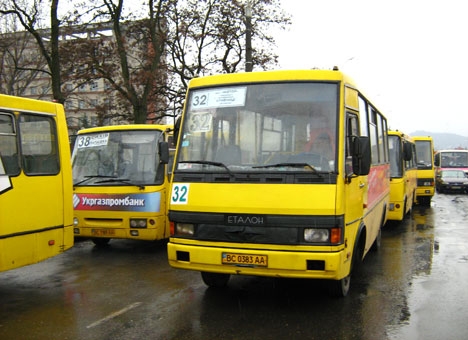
[
  {"x1": 201, "y1": 272, "x2": 230, "y2": 288},
  {"x1": 418, "y1": 196, "x2": 432, "y2": 206}
]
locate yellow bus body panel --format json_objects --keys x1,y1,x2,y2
[
  {"x1": 388, "y1": 176, "x2": 416, "y2": 221},
  {"x1": 415, "y1": 168, "x2": 435, "y2": 197},
  {"x1": 0, "y1": 94, "x2": 74, "y2": 272},
  {"x1": 170, "y1": 183, "x2": 337, "y2": 215},
  {"x1": 388, "y1": 130, "x2": 417, "y2": 221}
]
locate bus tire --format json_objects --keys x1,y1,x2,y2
[
  {"x1": 327, "y1": 275, "x2": 351, "y2": 297},
  {"x1": 201, "y1": 272, "x2": 230, "y2": 288},
  {"x1": 419, "y1": 197, "x2": 431, "y2": 206},
  {"x1": 371, "y1": 227, "x2": 382, "y2": 252},
  {"x1": 92, "y1": 238, "x2": 110, "y2": 247}
]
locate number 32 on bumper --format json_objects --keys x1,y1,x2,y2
[{"x1": 171, "y1": 184, "x2": 190, "y2": 204}]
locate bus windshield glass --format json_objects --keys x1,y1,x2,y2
[
  {"x1": 415, "y1": 140, "x2": 433, "y2": 169},
  {"x1": 388, "y1": 135, "x2": 402, "y2": 178},
  {"x1": 73, "y1": 129, "x2": 165, "y2": 186},
  {"x1": 439, "y1": 151, "x2": 468, "y2": 168},
  {"x1": 177, "y1": 82, "x2": 338, "y2": 173}
]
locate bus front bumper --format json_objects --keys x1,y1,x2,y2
[{"x1": 167, "y1": 240, "x2": 350, "y2": 281}]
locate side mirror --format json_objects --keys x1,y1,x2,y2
[
  {"x1": 351, "y1": 136, "x2": 371, "y2": 176},
  {"x1": 403, "y1": 142, "x2": 412, "y2": 161},
  {"x1": 159, "y1": 141, "x2": 169, "y2": 164}
]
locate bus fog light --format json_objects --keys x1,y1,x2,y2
[
  {"x1": 74, "y1": 228, "x2": 80, "y2": 234},
  {"x1": 304, "y1": 228, "x2": 329, "y2": 242},
  {"x1": 176, "y1": 223, "x2": 194, "y2": 236},
  {"x1": 130, "y1": 230, "x2": 139, "y2": 236}
]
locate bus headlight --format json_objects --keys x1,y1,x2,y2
[
  {"x1": 304, "y1": 227, "x2": 342, "y2": 244},
  {"x1": 176, "y1": 223, "x2": 194, "y2": 236},
  {"x1": 130, "y1": 219, "x2": 147, "y2": 228},
  {"x1": 73, "y1": 217, "x2": 79, "y2": 227},
  {"x1": 304, "y1": 228, "x2": 329, "y2": 242}
]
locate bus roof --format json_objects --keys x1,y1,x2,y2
[
  {"x1": 187, "y1": 69, "x2": 357, "y2": 88},
  {"x1": 0, "y1": 94, "x2": 62, "y2": 115},
  {"x1": 435, "y1": 149, "x2": 468, "y2": 153},
  {"x1": 77, "y1": 124, "x2": 173, "y2": 135},
  {"x1": 388, "y1": 130, "x2": 414, "y2": 141},
  {"x1": 412, "y1": 136, "x2": 433, "y2": 141}
]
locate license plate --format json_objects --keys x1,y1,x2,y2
[
  {"x1": 222, "y1": 253, "x2": 268, "y2": 267},
  {"x1": 91, "y1": 229, "x2": 116, "y2": 236}
]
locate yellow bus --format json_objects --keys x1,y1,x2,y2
[
  {"x1": 71, "y1": 124, "x2": 172, "y2": 246},
  {"x1": 413, "y1": 136, "x2": 435, "y2": 206},
  {"x1": 387, "y1": 130, "x2": 417, "y2": 221},
  {"x1": 0, "y1": 94, "x2": 74, "y2": 272},
  {"x1": 167, "y1": 69, "x2": 390, "y2": 296}
]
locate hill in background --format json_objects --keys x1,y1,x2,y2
[{"x1": 410, "y1": 130, "x2": 468, "y2": 150}]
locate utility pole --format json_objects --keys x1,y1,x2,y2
[{"x1": 245, "y1": 0, "x2": 253, "y2": 72}]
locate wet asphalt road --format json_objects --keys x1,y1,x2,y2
[{"x1": 1, "y1": 192, "x2": 468, "y2": 340}]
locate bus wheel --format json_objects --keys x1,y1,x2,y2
[
  {"x1": 327, "y1": 275, "x2": 351, "y2": 297},
  {"x1": 201, "y1": 272, "x2": 230, "y2": 288},
  {"x1": 92, "y1": 238, "x2": 110, "y2": 247},
  {"x1": 371, "y1": 227, "x2": 382, "y2": 252},
  {"x1": 420, "y1": 197, "x2": 432, "y2": 206}
]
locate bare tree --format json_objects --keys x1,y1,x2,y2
[
  {"x1": 0, "y1": 0, "x2": 290, "y2": 125},
  {"x1": 0, "y1": 0, "x2": 65, "y2": 103},
  {"x1": 60, "y1": 0, "x2": 170, "y2": 124},
  {"x1": 164, "y1": 0, "x2": 291, "y2": 114},
  {"x1": 0, "y1": 27, "x2": 49, "y2": 96}
]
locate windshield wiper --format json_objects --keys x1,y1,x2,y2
[
  {"x1": 73, "y1": 175, "x2": 115, "y2": 186},
  {"x1": 179, "y1": 160, "x2": 235, "y2": 177},
  {"x1": 252, "y1": 163, "x2": 323, "y2": 177},
  {"x1": 95, "y1": 178, "x2": 145, "y2": 189}
]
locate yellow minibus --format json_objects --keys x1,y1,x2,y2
[
  {"x1": 167, "y1": 69, "x2": 390, "y2": 296},
  {"x1": 413, "y1": 136, "x2": 435, "y2": 206},
  {"x1": 387, "y1": 130, "x2": 417, "y2": 220},
  {"x1": 71, "y1": 124, "x2": 172, "y2": 246}
]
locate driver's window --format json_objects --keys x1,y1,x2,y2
[{"x1": 346, "y1": 113, "x2": 359, "y2": 176}]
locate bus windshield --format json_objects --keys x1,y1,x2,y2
[
  {"x1": 415, "y1": 140, "x2": 433, "y2": 169},
  {"x1": 73, "y1": 129, "x2": 165, "y2": 186},
  {"x1": 177, "y1": 82, "x2": 338, "y2": 173},
  {"x1": 388, "y1": 135, "x2": 402, "y2": 178},
  {"x1": 439, "y1": 151, "x2": 468, "y2": 168}
]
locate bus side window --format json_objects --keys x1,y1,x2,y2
[
  {"x1": 0, "y1": 114, "x2": 20, "y2": 175},
  {"x1": 20, "y1": 114, "x2": 60, "y2": 176},
  {"x1": 346, "y1": 113, "x2": 359, "y2": 176},
  {"x1": 0, "y1": 153, "x2": 20, "y2": 175}
]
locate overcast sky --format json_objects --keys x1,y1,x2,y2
[{"x1": 274, "y1": 0, "x2": 468, "y2": 136}]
